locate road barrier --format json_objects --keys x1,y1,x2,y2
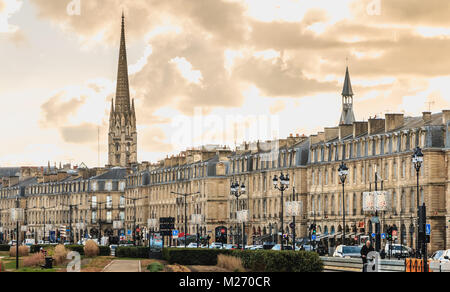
[{"x1": 320, "y1": 257, "x2": 404, "y2": 272}]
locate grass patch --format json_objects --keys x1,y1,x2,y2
[
  {"x1": 16, "y1": 267, "x2": 56, "y2": 273},
  {"x1": 147, "y1": 262, "x2": 164, "y2": 272}
]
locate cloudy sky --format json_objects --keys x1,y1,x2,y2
[{"x1": 1, "y1": 0, "x2": 450, "y2": 167}]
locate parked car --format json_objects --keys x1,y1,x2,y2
[
  {"x1": 209, "y1": 242, "x2": 224, "y2": 249},
  {"x1": 187, "y1": 242, "x2": 200, "y2": 248},
  {"x1": 249, "y1": 245, "x2": 263, "y2": 250},
  {"x1": 384, "y1": 244, "x2": 413, "y2": 259},
  {"x1": 431, "y1": 249, "x2": 450, "y2": 262},
  {"x1": 223, "y1": 244, "x2": 239, "y2": 250},
  {"x1": 25, "y1": 239, "x2": 35, "y2": 246},
  {"x1": 333, "y1": 245, "x2": 362, "y2": 258},
  {"x1": 271, "y1": 244, "x2": 293, "y2": 251}
]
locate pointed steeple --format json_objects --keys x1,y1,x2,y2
[
  {"x1": 115, "y1": 12, "x2": 131, "y2": 113},
  {"x1": 339, "y1": 66, "x2": 356, "y2": 125},
  {"x1": 342, "y1": 66, "x2": 353, "y2": 97}
]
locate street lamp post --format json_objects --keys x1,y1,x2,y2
[
  {"x1": 338, "y1": 162, "x2": 349, "y2": 246},
  {"x1": 230, "y1": 181, "x2": 246, "y2": 250},
  {"x1": 171, "y1": 192, "x2": 200, "y2": 248},
  {"x1": 412, "y1": 146, "x2": 423, "y2": 257},
  {"x1": 273, "y1": 173, "x2": 289, "y2": 250}
]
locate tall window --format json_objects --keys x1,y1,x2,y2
[
  {"x1": 410, "y1": 189, "x2": 415, "y2": 213},
  {"x1": 393, "y1": 161, "x2": 397, "y2": 179},
  {"x1": 106, "y1": 195, "x2": 112, "y2": 209},
  {"x1": 92, "y1": 211, "x2": 97, "y2": 223},
  {"x1": 91, "y1": 196, "x2": 97, "y2": 208}
]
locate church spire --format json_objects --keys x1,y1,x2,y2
[
  {"x1": 339, "y1": 66, "x2": 356, "y2": 125},
  {"x1": 342, "y1": 66, "x2": 353, "y2": 97},
  {"x1": 115, "y1": 12, "x2": 131, "y2": 113}
]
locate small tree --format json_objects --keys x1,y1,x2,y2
[
  {"x1": 84, "y1": 240, "x2": 100, "y2": 258},
  {"x1": 53, "y1": 245, "x2": 68, "y2": 266}
]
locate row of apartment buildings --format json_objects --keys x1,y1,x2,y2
[{"x1": 1, "y1": 109, "x2": 449, "y2": 252}]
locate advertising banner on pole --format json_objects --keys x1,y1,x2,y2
[{"x1": 285, "y1": 201, "x2": 302, "y2": 216}]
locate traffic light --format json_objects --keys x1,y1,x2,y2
[
  {"x1": 312, "y1": 224, "x2": 317, "y2": 235},
  {"x1": 387, "y1": 226, "x2": 393, "y2": 240}
]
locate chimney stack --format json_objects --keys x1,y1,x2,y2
[
  {"x1": 422, "y1": 112, "x2": 432, "y2": 124},
  {"x1": 368, "y1": 118, "x2": 385, "y2": 135},
  {"x1": 385, "y1": 113, "x2": 404, "y2": 132}
]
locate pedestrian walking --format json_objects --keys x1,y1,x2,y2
[{"x1": 361, "y1": 240, "x2": 374, "y2": 272}]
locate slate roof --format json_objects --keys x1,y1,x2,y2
[{"x1": 91, "y1": 168, "x2": 127, "y2": 180}]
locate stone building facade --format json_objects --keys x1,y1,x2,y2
[{"x1": 0, "y1": 167, "x2": 128, "y2": 244}]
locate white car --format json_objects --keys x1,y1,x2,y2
[
  {"x1": 432, "y1": 249, "x2": 450, "y2": 262},
  {"x1": 333, "y1": 245, "x2": 362, "y2": 258},
  {"x1": 187, "y1": 242, "x2": 200, "y2": 248},
  {"x1": 209, "y1": 242, "x2": 224, "y2": 249},
  {"x1": 384, "y1": 244, "x2": 412, "y2": 258}
]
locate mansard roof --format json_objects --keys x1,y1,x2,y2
[{"x1": 91, "y1": 168, "x2": 127, "y2": 180}]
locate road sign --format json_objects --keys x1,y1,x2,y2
[
  {"x1": 371, "y1": 233, "x2": 376, "y2": 238},
  {"x1": 172, "y1": 230, "x2": 179, "y2": 238},
  {"x1": 392, "y1": 230, "x2": 397, "y2": 237},
  {"x1": 426, "y1": 224, "x2": 431, "y2": 235},
  {"x1": 381, "y1": 233, "x2": 386, "y2": 239},
  {"x1": 311, "y1": 234, "x2": 317, "y2": 241}
]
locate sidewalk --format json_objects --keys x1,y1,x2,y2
[{"x1": 102, "y1": 260, "x2": 141, "y2": 272}]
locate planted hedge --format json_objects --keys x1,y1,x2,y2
[
  {"x1": 115, "y1": 246, "x2": 149, "y2": 258},
  {"x1": 232, "y1": 250, "x2": 323, "y2": 272},
  {"x1": 162, "y1": 248, "x2": 323, "y2": 272},
  {"x1": 0, "y1": 244, "x2": 10, "y2": 252},
  {"x1": 99, "y1": 246, "x2": 111, "y2": 256},
  {"x1": 163, "y1": 248, "x2": 231, "y2": 266}
]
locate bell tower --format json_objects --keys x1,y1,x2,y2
[
  {"x1": 339, "y1": 66, "x2": 356, "y2": 125},
  {"x1": 108, "y1": 13, "x2": 137, "y2": 167}
]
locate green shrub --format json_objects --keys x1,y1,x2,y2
[
  {"x1": 232, "y1": 250, "x2": 323, "y2": 272},
  {"x1": 163, "y1": 248, "x2": 231, "y2": 266},
  {"x1": 161, "y1": 248, "x2": 323, "y2": 272},
  {"x1": 115, "y1": 246, "x2": 149, "y2": 258},
  {"x1": 0, "y1": 244, "x2": 10, "y2": 251},
  {"x1": 65, "y1": 245, "x2": 85, "y2": 255},
  {"x1": 99, "y1": 246, "x2": 111, "y2": 256},
  {"x1": 147, "y1": 262, "x2": 164, "y2": 272}
]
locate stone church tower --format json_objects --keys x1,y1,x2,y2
[
  {"x1": 108, "y1": 13, "x2": 137, "y2": 167},
  {"x1": 339, "y1": 66, "x2": 356, "y2": 125}
]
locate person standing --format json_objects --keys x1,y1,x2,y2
[{"x1": 361, "y1": 240, "x2": 374, "y2": 272}]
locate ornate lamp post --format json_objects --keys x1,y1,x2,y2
[
  {"x1": 338, "y1": 162, "x2": 349, "y2": 246},
  {"x1": 230, "y1": 181, "x2": 246, "y2": 249},
  {"x1": 412, "y1": 146, "x2": 423, "y2": 257},
  {"x1": 273, "y1": 173, "x2": 289, "y2": 250}
]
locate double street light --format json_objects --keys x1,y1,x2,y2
[
  {"x1": 273, "y1": 173, "x2": 289, "y2": 250},
  {"x1": 338, "y1": 162, "x2": 349, "y2": 246},
  {"x1": 230, "y1": 181, "x2": 246, "y2": 249},
  {"x1": 412, "y1": 146, "x2": 424, "y2": 258}
]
